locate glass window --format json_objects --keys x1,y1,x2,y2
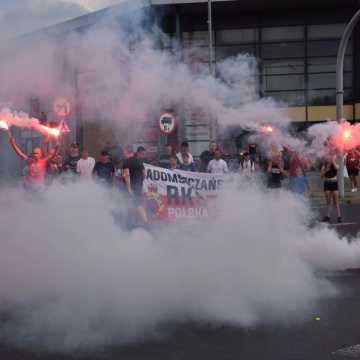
[
  {"x1": 262, "y1": 59, "x2": 304, "y2": 75},
  {"x1": 216, "y1": 29, "x2": 258, "y2": 45},
  {"x1": 262, "y1": 26, "x2": 304, "y2": 42},
  {"x1": 216, "y1": 45, "x2": 256, "y2": 60},
  {"x1": 264, "y1": 91, "x2": 305, "y2": 106},
  {"x1": 308, "y1": 24, "x2": 346, "y2": 40},
  {"x1": 308, "y1": 56, "x2": 352, "y2": 73},
  {"x1": 261, "y1": 42, "x2": 304, "y2": 59},
  {"x1": 183, "y1": 47, "x2": 209, "y2": 63},
  {"x1": 308, "y1": 40, "x2": 352, "y2": 57},
  {"x1": 183, "y1": 31, "x2": 209, "y2": 47},
  {"x1": 308, "y1": 72, "x2": 352, "y2": 89},
  {"x1": 308, "y1": 89, "x2": 336, "y2": 105},
  {"x1": 263, "y1": 74, "x2": 305, "y2": 91},
  {"x1": 308, "y1": 89, "x2": 352, "y2": 105}
]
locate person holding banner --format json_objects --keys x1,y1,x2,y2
[
  {"x1": 207, "y1": 149, "x2": 229, "y2": 174},
  {"x1": 122, "y1": 146, "x2": 148, "y2": 225},
  {"x1": 176, "y1": 141, "x2": 194, "y2": 165},
  {"x1": 179, "y1": 153, "x2": 196, "y2": 172},
  {"x1": 8, "y1": 128, "x2": 60, "y2": 190}
]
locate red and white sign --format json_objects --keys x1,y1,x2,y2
[
  {"x1": 53, "y1": 97, "x2": 71, "y2": 118},
  {"x1": 158, "y1": 113, "x2": 176, "y2": 136},
  {"x1": 143, "y1": 164, "x2": 225, "y2": 221}
]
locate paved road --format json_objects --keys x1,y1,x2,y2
[{"x1": 0, "y1": 273, "x2": 359, "y2": 360}]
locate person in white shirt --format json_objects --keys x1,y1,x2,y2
[
  {"x1": 207, "y1": 149, "x2": 229, "y2": 174},
  {"x1": 176, "y1": 141, "x2": 194, "y2": 164},
  {"x1": 76, "y1": 147, "x2": 95, "y2": 179}
]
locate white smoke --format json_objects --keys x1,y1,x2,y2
[{"x1": 0, "y1": 180, "x2": 359, "y2": 352}]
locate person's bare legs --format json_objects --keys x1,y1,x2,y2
[
  {"x1": 332, "y1": 191, "x2": 341, "y2": 219},
  {"x1": 137, "y1": 206, "x2": 148, "y2": 225},
  {"x1": 324, "y1": 191, "x2": 332, "y2": 220}
]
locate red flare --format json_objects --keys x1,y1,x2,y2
[
  {"x1": 40, "y1": 125, "x2": 60, "y2": 137},
  {"x1": 0, "y1": 120, "x2": 9, "y2": 130}
]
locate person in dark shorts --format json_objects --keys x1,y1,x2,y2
[
  {"x1": 93, "y1": 151, "x2": 115, "y2": 186},
  {"x1": 122, "y1": 146, "x2": 148, "y2": 224},
  {"x1": 248, "y1": 143, "x2": 257, "y2": 168},
  {"x1": 321, "y1": 156, "x2": 341, "y2": 223},
  {"x1": 267, "y1": 153, "x2": 286, "y2": 189},
  {"x1": 346, "y1": 148, "x2": 360, "y2": 192}
]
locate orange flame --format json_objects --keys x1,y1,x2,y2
[
  {"x1": 40, "y1": 125, "x2": 60, "y2": 137},
  {"x1": 260, "y1": 125, "x2": 274, "y2": 134},
  {"x1": 0, "y1": 120, "x2": 9, "y2": 130},
  {"x1": 343, "y1": 129, "x2": 351, "y2": 140}
]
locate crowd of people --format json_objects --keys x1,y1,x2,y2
[{"x1": 6, "y1": 127, "x2": 360, "y2": 226}]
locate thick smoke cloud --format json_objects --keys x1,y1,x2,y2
[
  {"x1": 0, "y1": 1, "x2": 360, "y2": 354},
  {"x1": 0, "y1": 181, "x2": 359, "y2": 352}
]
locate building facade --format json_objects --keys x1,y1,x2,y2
[{"x1": 3, "y1": 0, "x2": 360, "y2": 167}]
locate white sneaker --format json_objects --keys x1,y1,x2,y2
[{"x1": 351, "y1": 188, "x2": 356, "y2": 193}]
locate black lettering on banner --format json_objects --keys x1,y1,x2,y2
[
  {"x1": 167, "y1": 185, "x2": 180, "y2": 205},
  {"x1": 209, "y1": 178, "x2": 216, "y2": 191},
  {"x1": 161, "y1": 172, "x2": 168, "y2": 181},
  {"x1": 195, "y1": 178, "x2": 200, "y2": 190},
  {"x1": 146, "y1": 169, "x2": 153, "y2": 180},
  {"x1": 179, "y1": 175, "x2": 186, "y2": 184},
  {"x1": 181, "y1": 187, "x2": 192, "y2": 204},
  {"x1": 200, "y1": 179, "x2": 208, "y2": 191},
  {"x1": 153, "y1": 170, "x2": 160, "y2": 181},
  {"x1": 188, "y1": 178, "x2": 195, "y2": 187},
  {"x1": 168, "y1": 173, "x2": 178, "y2": 183}
]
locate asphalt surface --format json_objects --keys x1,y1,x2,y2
[{"x1": 0, "y1": 273, "x2": 359, "y2": 360}]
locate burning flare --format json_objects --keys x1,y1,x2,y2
[
  {"x1": 39, "y1": 125, "x2": 60, "y2": 137},
  {"x1": 0, "y1": 120, "x2": 9, "y2": 130}
]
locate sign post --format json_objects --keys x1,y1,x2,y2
[{"x1": 158, "y1": 113, "x2": 177, "y2": 137}]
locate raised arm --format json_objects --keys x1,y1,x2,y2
[
  {"x1": 8, "y1": 129, "x2": 28, "y2": 161},
  {"x1": 44, "y1": 137, "x2": 60, "y2": 162}
]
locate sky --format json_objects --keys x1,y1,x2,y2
[{"x1": 0, "y1": 0, "x2": 122, "y2": 39}]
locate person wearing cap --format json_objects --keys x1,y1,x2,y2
[
  {"x1": 93, "y1": 150, "x2": 115, "y2": 185},
  {"x1": 176, "y1": 141, "x2": 194, "y2": 165},
  {"x1": 122, "y1": 146, "x2": 148, "y2": 225}
]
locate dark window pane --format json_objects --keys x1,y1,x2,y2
[
  {"x1": 308, "y1": 72, "x2": 352, "y2": 89},
  {"x1": 216, "y1": 45, "x2": 256, "y2": 60},
  {"x1": 308, "y1": 56, "x2": 352, "y2": 73},
  {"x1": 216, "y1": 29, "x2": 258, "y2": 44},
  {"x1": 183, "y1": 31, "x2": 209, "y2": 46},
  {"x1": 308, "y1": 89, "x2": 352, "y2": 105},
  {"x1": 308, "y1": 40, "x2": 352, "y2": 57},
  {"x1": 263, "y1": 74, "x2": 305, "y2": 91},
  {"x1": 308, "y1": 24, "x2": 346, "y2": 39},
  {"x1": 261, "y1": 42, "x2": 304, "y2": 59},
  {"x1": 262, "y1": 26, "x2": 304, "y2": 42},
  {"x1": 264, "y1": 91, "x2": 305, "y2": 106},
  {"x1": 262, "y1": 59, "x2": 304, "y2": 75}
]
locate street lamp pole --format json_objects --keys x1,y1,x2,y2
[
  {"x1": 208, "y1": 0, "x2": 216, "y2": 140},
  {"x1": 336, "y1": 9, "x2": 360, "y2": 198}
]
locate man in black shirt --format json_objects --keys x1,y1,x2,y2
[
  {"x1": 63, "y1": 143, "x2": 80, "y2": 174},
  {"x1": 158, "y1": 144, "x2": 173, "y2": 169},
  {"x1": 199, "y1": 141, "x2": 217, "y2": 172},
  {"x1": 93, "y1": 151, "x2": 115, "y2": 185},
  {"x1": 122, "y1": 146, "x2": 148, "y2": 224}
]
